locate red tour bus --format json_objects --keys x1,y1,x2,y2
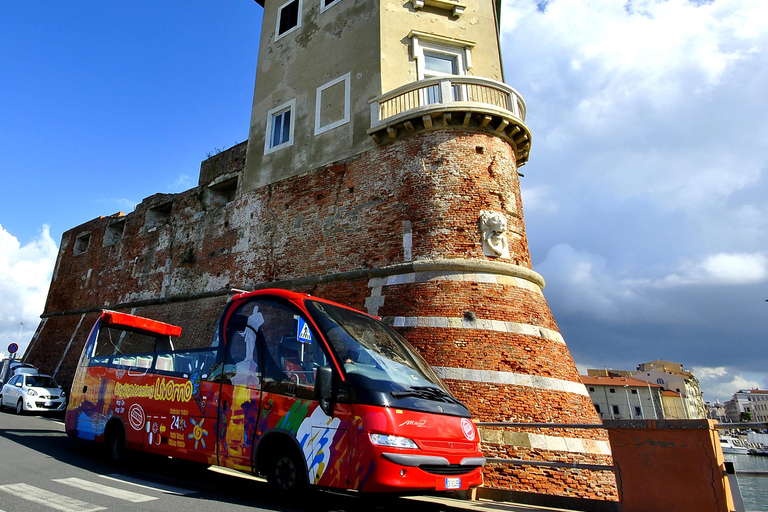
[{"x1": 65, "y1": 289, "x2": 485, "y2": 493}]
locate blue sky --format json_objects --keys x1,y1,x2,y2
[
  {"x1": 0, "y1": 2, "x2": 260, "y2": 241},
  {"x1": 2, "y1": 0, "x2": 767, "y2": 402}
]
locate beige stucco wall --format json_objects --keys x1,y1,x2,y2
[
  {"x1": 244, "y1": 0, "x2": 382, "y2": 191},
  {"x1": 379, "y1": 0, "x2": 503, "y2": 92},
  {"x1": 243, "y1": 0, "x2": 505, "y2": 190}
]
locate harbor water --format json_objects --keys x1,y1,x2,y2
[{"x1": 724, "y1": 453, "x2": 768, "y2": 512}]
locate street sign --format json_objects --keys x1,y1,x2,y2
[{"x1": 7, "y1": 343, "x2": 18, "y2": 354}]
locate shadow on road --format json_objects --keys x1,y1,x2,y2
[{"x1": 0, "y1": 409, "x2": 466, "y2": 512}]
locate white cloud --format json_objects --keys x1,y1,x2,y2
[
  {"x1": 168, "y1": 173, "x2": 194, "y2": 192},
  {"x1": 520, "y1": 185, "x2": 559, "y2": 215},
  {"x1": 0, "y1": 225, "x2": 58, "y2": 358},
  {"x1": 502, "y1": 0, "x2": 768, "y2": 212},
  {"x1": 692, "y1": 365, "x2": 764, "y2": 401}
]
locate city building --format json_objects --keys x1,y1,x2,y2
[
  {"x1": 581, "y1": 375, "x2": 663, "y2": 420},
  {"x1": 587, "y1": 361, "x2": 706, "y2": 419},
  {"x1": 724, "y1": 389, "x2": 768, "y2": 423}
]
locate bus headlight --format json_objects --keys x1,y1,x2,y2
[{"x1": 369, "y1": 433, "x2": 418, "y2": 449}]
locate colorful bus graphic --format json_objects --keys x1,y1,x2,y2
[{"x1": 65, "y1": 289, "x2": 485, "y2": 492}]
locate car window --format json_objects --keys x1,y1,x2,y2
[{"x1": 25, "y1": 376, "x2": 58, "y2": 388}]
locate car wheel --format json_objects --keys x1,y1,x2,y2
[
  {"x1": 15, "y1": 399, "x2": 24, "y2": 415},
  {"x1": 267, "y1": 449, "x2": 307, "y2": 493}
]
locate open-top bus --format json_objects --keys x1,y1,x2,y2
[{"x1": 65, "y1": 289, "x2": 485, "y2": 493}]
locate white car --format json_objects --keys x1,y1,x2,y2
[{"x1": 0, "y1": 373, "x2": 67, "y2": 414}]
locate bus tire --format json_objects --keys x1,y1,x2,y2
[
  {"x1": 104, "y1": 422, "x2": 128, "y2": 464},
  {"x1": 266, "y1": 448, "x2": 307, "y2": 493}
]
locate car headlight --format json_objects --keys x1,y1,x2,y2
[
  {"x1": 369, "y1": 433, "x2": 418, "y2": 449},
  {"x1": 60, "y1": 390, "x2": 66, "y2": 397},
  {"x1": 27, "y1": 389, "x2": 38, "y2": 397}
]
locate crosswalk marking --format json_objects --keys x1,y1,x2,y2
[
  {"x1": 54, "y1": 477, "x2": 158, "y2": 503},
  {"x1": 0, "y1": 483, "x2": 106, "y2": 512},
  {"x1": 101, "y1": 474, "x2": 195, "y2": 496}
]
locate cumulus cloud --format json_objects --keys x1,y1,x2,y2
[
  {"x1": 503, "y1": 0, "x2": 768, "y2": 390},
  {"x1": 503, "y1": 0, "x2": 768, "y2": 211},
  {"x1": 692, "y1": 365, "x2": 764, "y2": 401},
  {"x1": 0, "y1": 225, "x2": 58, "y2": 358},
  {"x1": 661, "y1": 252, "x2": 768, "y2": 286}
]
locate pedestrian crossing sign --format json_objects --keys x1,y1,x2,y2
[{"x1": 297, "y1": 317, "x2": 312, "y2": 344}]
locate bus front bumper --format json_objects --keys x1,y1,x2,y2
[{"x1": 359, "y1": 452, "x2": 485, "y2": 493}]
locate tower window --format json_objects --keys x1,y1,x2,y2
[
  {"x1": 276, "y1": 0, "x2": 301, "y2": 39},
  {"x1": 321, "y1": 0, "x2": 341, "y2": 12},
  {"x1": 265, "y1": 100, "x2": 296, "y2": 154},
  {"x1": 424, "y1": 51, "x2": 459, "y2": 76},
  {"x1": 410, "y1": 31, "x2": 473, "y2": 104}
]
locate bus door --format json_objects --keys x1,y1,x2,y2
[
  {"x1": 217, "y1": 299, "x2": 265, "y2": 471},
  {"x1": 220, "y1": 297, "x2": 350, "y2": 486}
]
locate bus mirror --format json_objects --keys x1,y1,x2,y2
[{"x1": 315, "y1": 366, "x2": 334, "y2": 416}]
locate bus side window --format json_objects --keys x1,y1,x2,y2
[
  {"x1": 253, "y1": 300, "x2": 325, "y2": 399},
  {"x1": 154, "y1": 349, "x2": 217, "y2": 380}
]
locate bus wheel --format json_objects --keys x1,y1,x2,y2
[
  {"x1": 267, "y1": 450, "x2": 307, "y2": 493},
  {"x1": 105, "y1": 423, "x2": 127, "y2": 464}
]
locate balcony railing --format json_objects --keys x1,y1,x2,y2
[{"x1": 368, "y1": 76, "x2": 532, "y2": 165}]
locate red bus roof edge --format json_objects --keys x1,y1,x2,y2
[{"x1": 101, "y1": 311, "x2": 182, "y2": 337}]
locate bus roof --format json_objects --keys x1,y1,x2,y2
[{"x1": 100, "y1": 310, "x2": 182, "y2": 337}]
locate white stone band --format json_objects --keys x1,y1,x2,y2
[
  {"x1": 434, "y1": 366, "x2": 590, "y2": 397},
  {"x1": 389, "y1": 316, "x2": 565, "y2": 344},
  {"x1": 479, "y1": 428, "x2": 612, "y2": 456},
  {"x1": 369, "y1": 270, "x2": 543, "y2": 294}
]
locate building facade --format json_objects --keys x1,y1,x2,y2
[
  {"x1": 581, "y1": 375, "x2": 663, "y2": 420},
  {"x1": 23, "y1": 0, "x2": 618, "y2": 504},
  {"x1": 724, "y1": 389, "x2": 768, "y2": 423}
]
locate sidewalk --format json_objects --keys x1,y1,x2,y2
[{"x1": 406, "y1": 495, "x2": 586, "y2": 512}]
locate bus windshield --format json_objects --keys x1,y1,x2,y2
[{"x1": 305, "y1": 299, "x2": 468, "y2": 415}]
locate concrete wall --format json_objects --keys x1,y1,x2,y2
[{"x1": 604, "y1": 419, "x2": 738, "y2": 512}]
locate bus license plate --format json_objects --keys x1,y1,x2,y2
[{"x1": 445, "y1": 477, "x2": 461, "y2": 490}]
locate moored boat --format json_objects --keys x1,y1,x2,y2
[{"x1": 720, "y1": 436, "x2": 749, "y2": 455}]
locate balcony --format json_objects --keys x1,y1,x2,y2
[{"x1": 368, "y1": 76, "x2": 531, "y2": 165}]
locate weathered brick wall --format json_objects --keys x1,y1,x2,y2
[{"x1": 27, "y1": 130, "x2": 617, "y2": 502}]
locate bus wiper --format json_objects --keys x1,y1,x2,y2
[{"x1": 390, "y1": 386, "x2": 463, "y2": 406}]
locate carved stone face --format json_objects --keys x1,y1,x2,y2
[{"x1": 479, "y1": 211, "x2": 509, "y2": 258}]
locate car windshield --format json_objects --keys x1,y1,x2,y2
[
  {"x1": 305, "y1": 300, "x2": 448, "y2": 393},
  {"x1": 25, "y1": 376, "x2": 58, "y2": 388}
]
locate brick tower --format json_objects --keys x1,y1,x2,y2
[
  {"x1": 27, "y1": 0, "x2": 617, "y2": 505},
  {"x1": 238, "y1": 0, "x2": 617, "y2": 504}
]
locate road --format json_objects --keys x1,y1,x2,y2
[{"x1": 0, "y1": 409, "x2": 494, "y2": 512}]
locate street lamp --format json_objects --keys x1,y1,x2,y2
[{"x1": 16, "y1": 321, "x2": 25, "y2": 345}]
